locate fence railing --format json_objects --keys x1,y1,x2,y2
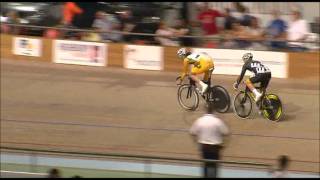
[
  {"x1": 0, "y1": 146, "x2": 271, "y2": 167},
  {"x1": 2, "y1": 23, "x2": 319, "y2": 44},
  {"x1": 1, "y1": 146, "x2": 271, "y2": 177}
]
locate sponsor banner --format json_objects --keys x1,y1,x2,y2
[
  {"x1": 192, "y1": 48, "x2": 288, "y2": 78},
  {"x1": 53, "y1": 40, "x2": 106, "y2": 66},
  {"x1": 124, "y1": 45, "x2": 163, "y2": 71},
  {"x1": 13, "y1": 37, "x2": 42, "y2": 57}
]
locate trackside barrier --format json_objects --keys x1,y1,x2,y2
[
  {"x1": 0, "y1": 34, "x2": 319, "y2": 79},
  {"x1": 0, "y1": 146, "x2": 271, "y2": 177}
]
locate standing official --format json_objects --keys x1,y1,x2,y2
[{"x1": 190, "y1": 103, "x2": 230, "y2": 178}]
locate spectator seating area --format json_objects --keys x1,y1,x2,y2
[{"x1": 0, "y1": 2, "x2": 319, "y2": 52}]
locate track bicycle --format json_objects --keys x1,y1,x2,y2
[
  {"x1": 176, "y1": 68, "x2": 230, "y2": 112},
  {"x1": 233, "y1": 82, "x2": 283, "y2": 121}
]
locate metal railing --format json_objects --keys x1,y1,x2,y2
[
  {"x1": 2, "y1": 23, "x2": 319, "y2": 45},
  {"x1": 1, "y1": 146, "x2": 271, "y2": 177}
]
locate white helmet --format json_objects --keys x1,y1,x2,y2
[
  {"x1": 242, "y1": 52, "x2": 253, "y2": 63},
  {"x1": 177, "y1": 48, "x2": 187, "y2": 58}
]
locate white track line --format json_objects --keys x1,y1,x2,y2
[{"x1": 0, "y1": 170, "x2": 47, "y2": 176}]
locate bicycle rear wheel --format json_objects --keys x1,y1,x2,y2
[
  {"x1": 208, "y1": 85, "x2": 231, "y2": 113},
  {"x1": 262, "y1": 94, "x2": 283, "y2": 121},
  {"x1": 233, "y1": 91, "x2": 253, "y2": 119},
  {"x1": 177, "y1": 84, "x2": 199, "y2": 111}
]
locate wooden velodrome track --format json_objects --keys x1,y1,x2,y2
[{"x1": 1, "y1": 59, "x2": 319, "y2": 173}]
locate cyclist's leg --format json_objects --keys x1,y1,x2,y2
[
  {"x1": 203, "y1": 61, "x2": 214, "y2": 84},
  {"x1": 246, "y1": 75, "x2": 262, "y2": 101},
  {"x1": 190, "y1": 67, "x2": 202, "y2": 83},
  {"x1": 191, "y1": 64, "x2": 210, "y2": 93},
  {"x1": 261, "y1": 72, "x2": 271, "y2": 91}
]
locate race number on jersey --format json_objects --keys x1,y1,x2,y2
[{"x1": 250, "y1": 62, "x2": 271, "y2": 73}]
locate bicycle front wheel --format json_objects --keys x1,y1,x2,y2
[
  {"x1": 262, "y1": 94, "x2": 283, "y2": 121},
  {"x1": 177, "y1": 84, "x2": 199, "y2": 111},
  {"x1": 233, "y1": 91, "x2": 253, "y2": 119}
]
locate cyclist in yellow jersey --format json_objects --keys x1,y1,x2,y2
[{"x1": 177, "y1": 48, "x2": 214, "y2": 94}]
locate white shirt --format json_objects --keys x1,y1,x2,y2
[
  {"x1": 155, "y1": 29, "x2": 179, "y2": 46},
  {"x1": 287, "y1": 19, "x2": 311, "y2": 46},
  {"x1": 190, "y1": 114, "x2": 229, "y2": 145}
]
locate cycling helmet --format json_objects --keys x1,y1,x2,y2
[
  {"x1": 242, "y1": 52, "x2": 253, "y2": 63},
  {"x1": 177, "y1": 48, "x2": 187, "y2": 59}
]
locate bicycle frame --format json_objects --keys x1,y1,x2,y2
[
  {"x1": 186, "y1": 68, "x2": 214, "y2": 100},
  {"x1": 187, "y1": 77, "x2": 206, "y2": 100},
  {"x1": 242, "y1": 83, "x2": 268, "y2": 110}
]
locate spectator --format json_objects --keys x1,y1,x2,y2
[
  {"x1": 92, "y1": 11, "x2": 119, "y2": 42},
  {"x1": 203, "y1": 38, "x2": 219, "y2": 48},
  {"x1": 286, "y1": 10, "x2": 311, "y2": 51},
  {"x1": 306, "y1": 17, "x2": 320, "y2": 51},
  {"x1": 0, "y1": 11, "x2": 8, "y2": 23},
  {"x1": 44, "y1": 28, "x2": 59, "y2": 39},
  {"x1": 230, "y1": 2, "x2": 246, "y2": 19},
  {"x1": 109, "y1": 17, "x2": 122, "y2": 42},
  {"x1": 265, "y1": 10, "x2": 288, "y2": 50},
  {"x1": 220, "y1": 20, "x2": 239, "y2": 49},
  {"x1": 223, "y1": 8, "x2": 237, "y2": 31},
  {"x1": 270, "y1": 155, "x2": 290, "y2": 178},
  {"x1": 246, "y1": 17, "x2": 267, "y2": 50},
  {"x1": 190, "y1": 103, "x2": 229, "y2": 178},
  {"x1": 6, "y1": 11, "x2": 21, "y2": 24},
  {"x1": 239, "y1": 7, "x2": 254, "y2": 27},
  {"x1": 63, "y1": 2, "x2": 83, "y2": 26},
  {"x1": 6, "y1": 11, "x2": 21, "y2": 34},
  {"x1": 81, "y1": 27, "x2": 101, "y2": 42},
  {"x1": 48, "y1": 168, "x2": 61, "y2": 178},
  {"x1": 44, "y1": 24, "x2": 63, "y2": 39},
  {"x1": 310, "y1": 17, "x2": 320, "y2": 35},
  {"x1": 118, "y1": 9, "x2": 136, "y2": 43},
  {"x1": 61, "y1": 2, "x2": 83, "y2": 40},
  {"x1": 173, "y1": 19, "x2": 191, "y2": 46},
  {"x1": 228, "y1": 21, "x2": 251, "y2": 49},
  {"x1": 0, "y1": 23, "x2": 10, "y2": 34},
  {"x1": 197, "y1": 2, "x2": 223, "y2": 35},
  {"x1": 155, "y1": 21, "x2": 180, "y2": 46}
]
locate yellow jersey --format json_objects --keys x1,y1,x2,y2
[{"x1": 181, "y1": 52, "x2": 214, "y2": 78}]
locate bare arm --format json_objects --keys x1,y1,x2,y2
[
  {"x1": 181, "y1": 58, "x2": 189, "y2": 79},
  {"x1": 236, "y1": 64, "x2": 247, "y2": 85}
]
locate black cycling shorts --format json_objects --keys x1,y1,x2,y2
[{"x1": 249, "y1": 72, "x2": 272, "y2": 89}]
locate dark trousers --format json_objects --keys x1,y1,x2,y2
[{"x1": 201, "y1": 144, "x2": 222, "y2": 178}]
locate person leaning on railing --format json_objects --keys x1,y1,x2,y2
[
  {"x1": 81, "y1": 27, "x2": 102, "y2": 42},
  {"x1": 264, "y1": 10, "x2": 288, "y2": 50},
  {"x1": 224, "y1": 20, "x2": 251, "y2": 49},
  {"x1": 245, "y1": 16, "x2": 268, "y2": 51},
  {"x1": 155, "y1": 21, "x2": 181, "y2": 47},
  {"x1": 285, "y1": 9, "x2": 311, "y2": 51},
  {"x1": 5, "y1": 11, "x2": 21, "y2": 35},
  {"x1": 172, "y1": 19, "x2": 192, "y2": 46}
]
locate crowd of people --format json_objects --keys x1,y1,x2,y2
[
  {"x1": 1, "y1": 2, "x2": 319, "y2": 52},
  {"x1": 194, "y1": 3, "x2": 319, "y2": 51}
]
